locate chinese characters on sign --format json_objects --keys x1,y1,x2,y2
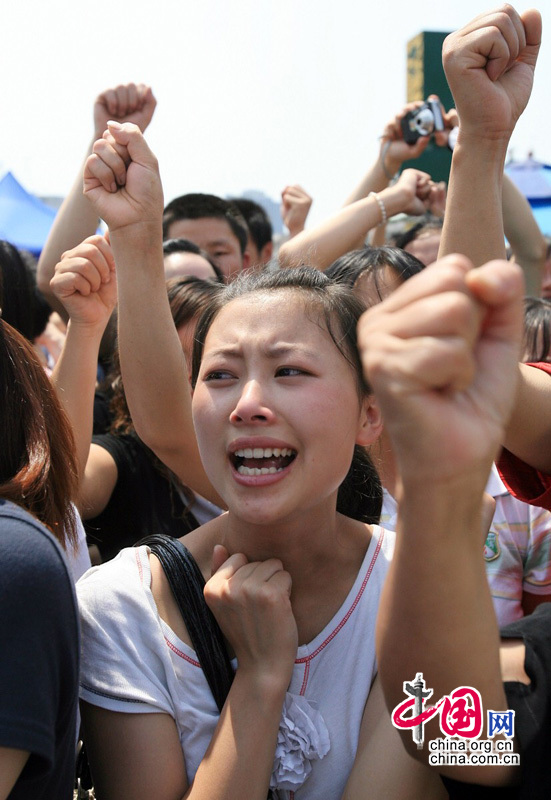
[{"x1": 391, "y1": 673, "x2": 519, "y2": 767}]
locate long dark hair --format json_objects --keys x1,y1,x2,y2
[
  {"x1": 0, "y1": 319, "x2": 78, "y2": 548},
  {"x1": 326, "y1": 245, "x2": 425, "y2": 302},
  {"x1": 0, "y1": 240, "x2": 38, "y2": 340},
  {"x1": 191, "y1": 267, "x2": 382, "y2": 524}
]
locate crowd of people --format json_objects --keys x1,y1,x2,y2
[{"x1": 1, "y1": 4, "x2": 551, "y2": 799}]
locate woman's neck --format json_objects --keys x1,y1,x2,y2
[
  {"x1": 222, "y1": 501, "x2": 341, "y2": 571},
  {"x1": 184, "y1": 503, "x2": 372, "y2": 647}
]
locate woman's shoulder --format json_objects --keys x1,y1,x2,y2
[
  {"x1": 77, "y1": 545, "x2": 151, "y2": 619},
  {"x1": 78, "y1": 545, "x2": 179, "y2": 715},
  {"x1": 0, "y1": 498, "x2": 73, "y2": 585}
]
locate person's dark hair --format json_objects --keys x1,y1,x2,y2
[
  {"x1": 32, "y1": 287, "x2": 53, "y2": 339},
  {"x1": 392, "y1": 215, "x2": 443, "y2": 251},
  {"x1": 0, "y1": 240, "x2": 37, "y2": 340},
  {"x1": 191, "y1": 267, "x2": 382, "y2": 524},
  {"x1": 162, "y1": 237, "x2": 224, "y2": 282},
  {"x1": 523, "y1": 297, "x2": 551, "y2": 364},
  {"x1": 162, "y1": 194, "x2": 249, "y2": 256},
  {"x1": 0, "y1": 319, "x2": 78, "y2": 548},
  {"x1": 326, "y1": 246, "x2": 425, "y2": 301},
  {"x1": 230, "y1": 198, "x2": 273, "y2": 253}
]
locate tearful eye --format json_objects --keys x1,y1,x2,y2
[
  {"x1": 204, "y1": 370, "x2": 235, "y2": 381},
  {"x1": 276, "y1": 367, "x2": 306, "y2": 377}
]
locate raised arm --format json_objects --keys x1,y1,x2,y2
[
  {"x1": 359, "y1": 253, "x2": 525, "y2": 784},
  {"x1": 344, "y1": 97, "x2": 454, "y2": 251},
  {"x1": 50, "y1": 234, "x2": 119, "y2": 516},
  {"x1": 438, "y1": 6, "x2": 542, "y2": 265},
  {"x1": 436, "y1": 7, "x2": 551, "y2": 476},
  {"x1": 37, "y1": 84, "x2": 156, "y2": 319},
  {"x1": 502, "y1": 173, "x2": 546, "y2": 296},
  {"x1": 279, "y1": 169, "x2": 435, "y2": 271},
  {"x1": 83, "y1": 122, "x2": 222, "y2": 506},
  {"x1": 280, "y1": 184, "x2": 313, "y2": 238}
]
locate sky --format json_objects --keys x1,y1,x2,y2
[{"x1": 1, "y1": 0, "x2": 548, "y2": 228}]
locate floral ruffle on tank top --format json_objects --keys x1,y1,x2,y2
[{"x1": 269, "y1": 692, "x2": 330, "y2": 794}]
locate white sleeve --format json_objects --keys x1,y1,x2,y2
[
  {"x1": 77, "y1": 547, "x2": 176, "y2": 716},
  {"x1": 66, "y1": 506, "x2": 92, "y2": 584}
]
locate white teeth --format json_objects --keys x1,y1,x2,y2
[
  {"x1": 233, "y1": 446, "x2": 294, "y2": 459},
  {"x1": 237, "y1": 465, "x2": 284, "y2": 476}
]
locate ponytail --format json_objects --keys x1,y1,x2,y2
[{"x1": 337, "y1": 445, "x2": 382, "y2": 524}]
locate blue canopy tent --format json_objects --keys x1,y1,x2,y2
[
  {"x1": 0, "y1": 171, "x2": 57, "y2": 257},
  {"x1": 505, "y1": 157, "x2": 551, "y2": 236}
]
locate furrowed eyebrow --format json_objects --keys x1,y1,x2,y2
[
  {"x1": 202, "y1": 345, "x2": 241, "y2": 359},
  {"x1": 263, "y1": 344, "x2": 319, "y2": 360},
  {"x1": 202, "y1": 343, "x2": 320, "y2": 361}
]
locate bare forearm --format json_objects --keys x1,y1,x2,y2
[
  {"x1": 377, "y1": 476, "x2": 510, "y2": 780},
  {"x1": 343, "y1": 152, "x2": 394, "y2": 206},
  {"x1": 439, "y1": 137, "x2": 508, "y2": 265},
  {"x1": 186, "y1": 671, "x2": 285, "y2": 800},
  {"x1": 279, "y1": 186, "x2": 404, "y2": 271},
  {"x1": 37, "y1": 140, "x2": 101, "y2": 318},
  {"x1": 502, "y1": 174, "x2": 546, "y2": 296},
  {"x1": 51, "y1": 320, "x2": 104, "y2": 483},
  {"x1": 111, "y1": 226, "x2": 221, "y2": 504},
  {"x1": 504, "y1": 363, "x2": 551, "y2": 473}
]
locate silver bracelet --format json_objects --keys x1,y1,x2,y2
[{"x1": 368, "y1": 192, "x2": 388, "y2": 226}]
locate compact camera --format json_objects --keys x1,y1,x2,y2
[{"x1": 400, "y1": 99, "x2": 445, "y2": 144}]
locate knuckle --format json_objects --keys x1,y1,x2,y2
[{"x1": 203, "y1": 580, "x2": 222, "y2": 606}]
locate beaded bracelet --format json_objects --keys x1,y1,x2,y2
[{"x1": 368, "y1": 191, "x2": 388, "y2": 226}]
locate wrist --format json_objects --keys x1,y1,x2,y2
[
  {"x1": 109, "y1": 219, "x2": 163, "y2": 248},
  {"x1": 287, "y1": 223, "x2": 304, "y2": 238},
  {"x1": 382, "y1": 150, "x2": 402, "y2": 180},
  {"x1": 235, "y1": 664, "x2": 290, "y2": 706},
  {"x1": 397, "y1": 471, "x2": 488, "y2": 538},
  {"x1": 379, "y1": 141, "x2": 400, "y2": 181},
  {"x1": 398, "y1": 460, "x2": 494, "y2": 512},
  {"x1": 368, "y1": 192, "x2": 388, "y2": 226},
  {"x1": 66, "y1": 316, "x2": 109, "y2": 340},
  {"x1": 378, "y1": 184, "x2": 411, "y2": 217},
  {"x1": 453, "y1": 131, "x2": 509, "y2": 167}
]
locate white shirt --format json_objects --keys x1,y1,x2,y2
[{"x1": 78, "y1": 526, "x2": 395, "y2": 799}]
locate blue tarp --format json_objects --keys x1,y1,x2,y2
[
  {"x1": 0, "y1": 171, "x2": 57, "y2": 256},
  {"x1": 505, "y1": 158, "x2": 551, "y2": 235}
]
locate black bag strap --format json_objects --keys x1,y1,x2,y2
[{"x1": 138, "y1": 534, "x2": 234, "y2": 712}]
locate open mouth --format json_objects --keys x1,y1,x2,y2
[{"x1": 231, "y1": 447, "x2": 297, "y2": 476}]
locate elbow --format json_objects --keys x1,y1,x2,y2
[
  {"x1": 513, "y1": 234, "x2": 547, "y2": 268},
  {"x1": 37, "y1": 267, "x2": 53, "y2": 298},
  {"x1": 278, "y1": 241, "x2": 292, "y2": 268}
]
